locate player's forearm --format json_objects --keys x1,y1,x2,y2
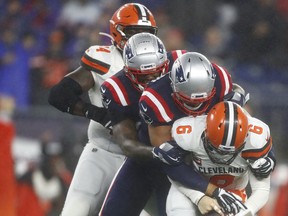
[
  {"x1": 163, "y1": 163, "x2": 209, "y2": 193},
  {"x1": 121, "y1": 139, "x2": 153, "y2": 159},
  {"x1": 245, "y1": 174, "x2": 270, "y2": 214},
  {"x1": 113, "y1": 119, "x2": 153, "y2": 159}
]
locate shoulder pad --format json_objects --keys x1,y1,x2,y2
[
  {"x1": 212, "y1": 63, "x2": 233, "y2": 99},
  {"x1": 172, "y1": 116, "x2": 206, "y2": 151},
  {"x1": 241, "y1": 116, "x2": 272, "y2": 160},
  {"x1": 81, "y1": 45, "x2": 123, "y2": 75}
]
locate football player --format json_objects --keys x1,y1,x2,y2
[
  {"x1": 48, "y1": 3, "x2": 158, "y2": 216},
  {"x1": 99, "y1": 32, "x2": 178, "y2": 216},
  {"x1": 167, "y1": 101, "x2": 272, "y2": 216},
  {"x1": 139, "y1": 52, "x2": 275, "y2": 214},
  {"x1": 100, "y1": 33, "x2": 243, "y2": 215}
]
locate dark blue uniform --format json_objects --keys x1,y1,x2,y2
[
  {"x1": 139, "y1": 62, "x2": 233, "y2": 126},
  {"x1": 99, "y1": 50, "x2": 187, "y2": 216},
  {"x1": 139, "y1": 62, "x2": 234, "y2": 192}
]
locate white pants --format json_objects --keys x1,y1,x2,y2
[
  {"x1": 61, "y1": 142, "x2": 126, "y2": 216},
  {"x1": 166, "y1": 184, "x2": 201, "y2": 216}
]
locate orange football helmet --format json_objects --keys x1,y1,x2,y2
[
  {"x1": 204, "y1": 101, "x2": 248, "y2": 164},
  {"x1": 110, "y1": 3, "x2": 157, "y2": 50}
]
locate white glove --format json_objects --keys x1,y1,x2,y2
[
  {"x1": 213, "y1": 188, "x2": 247, "y2": 215},
  {"x1": 249, "y1": 157, "x2": 275, "y2": 179}
]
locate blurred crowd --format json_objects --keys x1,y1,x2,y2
[
  {"x1": 0, "y1": 0, "x2": 288, "y2": 110},
  {"x1": 1, "y1": 0, "x2": 288, "y2": 215}
]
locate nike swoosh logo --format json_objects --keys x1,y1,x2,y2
[
  {"x1": 100, "y1": 87, "x2": 106, "y2": 93},
  {"x1": 140, "y1": 103, "x2": 147, "y2": 112},
  {"x1": 166, "y1": 155, "x2": 179, "y2": 162}
]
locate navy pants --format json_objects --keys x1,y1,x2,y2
[{"x1": 100, "y1": 158, "x2": 170, "y2": 216}]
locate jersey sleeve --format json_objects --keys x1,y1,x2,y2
[
  {"x1": 167, "y1": 50, "x2": 188, "y2": 71},
  {"x1": 171, "y1": 116, "x2": 206, "y2": 152},
  {"x1": 80, "y1": 45, "x2": 112, "y2": 75},
  {"x1": 139, "y1": 84, "x2": 175, "y2": 126},
  {"x1": 241, "y1": 117, "x2": 272, "y2": 161},
  {"x1": 212, "y1": 63, "x2": 233, "y2": 101},
  {"x1": 101, "y1": 75, "x2": 134, "y2": 125}
]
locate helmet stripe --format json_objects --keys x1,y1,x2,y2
[
  {"x1": 134, "y1": 3, "x2": 149, "y2": 24},
  {"x1": 230, "y1": 103, "x2": 239, "y2": 147},
  {"x1": 223, "y1": 102, "x2": 237, "y2": 147}
]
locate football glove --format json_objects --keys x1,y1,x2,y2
[
  {"x1": 249, "y1": 157, "x2": 275, "y2": 179},
  {"x1": 213, "y1": 188, "x2": 247, "y2": 215},
  {"x1": 152, "y1": 141, "x2": 188, "y2": 166}
]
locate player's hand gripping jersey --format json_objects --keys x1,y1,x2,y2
[{"x1": 170, "y1": 102, "x2": 272, "y2": 215}]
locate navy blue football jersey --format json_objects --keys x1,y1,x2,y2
[
  {"x1": 139, "y1": 62, "x2": 233, "y2": 126},
  {"x1": 101, "y1": 50, "x2": 187, "y2": 145}
]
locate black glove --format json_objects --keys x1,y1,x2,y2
[
  {"x1": 83, "y1": 103, "x2": 112, "y2": 129},
  {"x1": 249, "y1": 157, "x2": 275, "y2": 179},
  {"x1": 152, "y1": 141, "x2": 188, "y2": 166},
  {"x1": 213, "y1": 188, "x2": 247, "y2": 215}
]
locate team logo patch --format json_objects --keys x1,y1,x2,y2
[
  {"x1": 157, "y1": 39, "x2": 164, "y2": 54},
  {"x1": 125, "y1": 44, "x2": 134, "y2": 60},
  {"x1": 175, "y1": 63, "x2": 186, "y2": 83},
  {"x1": 140, "y1": 110, "x2": 153, "y2": 125}
]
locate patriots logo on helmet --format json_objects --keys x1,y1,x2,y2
[
  {"x1": 175, "y1": 64, "x2": 186, "y2": 83},
  {"x1": 125, "y1": 44, "x2": 134, "y2": 60},
  {"x1": 157, "y1": 39, "x2": 164, "y2": 54}
]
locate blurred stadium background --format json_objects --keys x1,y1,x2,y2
[{"x1": 0, "y1": 0, "x2": 287, "y2": 215}]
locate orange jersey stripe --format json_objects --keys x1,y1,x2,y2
[
  {"x1": 81, "y1": 56, "x2": 109, "y2": 74},
  {"x1": 241, "y1": 137, "x2": 272, "y2": 160}
]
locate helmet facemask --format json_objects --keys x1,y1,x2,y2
[
  {"x1": 125, "y1": 60, "x2": 169, "y2": 91},
  {"x1": 115, "y1": 25, "x2": 158, "y2": 50},
  {"x1": 202, "y1": 133, "x2": 245, "y2": 165},
  {"x1": 172, "y1": 87, "x2": 216, "y2": 116}
]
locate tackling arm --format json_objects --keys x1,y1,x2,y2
[
  {"x1": 112, "y1": 119, "x2": 153, "y2": 159},
  {"x1": 148, "y1": 124, "x2": 172, "y2": 147}
]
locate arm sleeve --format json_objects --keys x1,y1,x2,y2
[
  {"x1": 48, "y1": 77, "x2": 107, "y2": 124},
  {"x1": 48, "y1": 77, "x2": 82, "y2": 113},
  {"x1": 245, "y1": 171, "x2": 270, "y2": 215},
  {"x1": 163, "y1": 163, "x2": 209, "y2": 193},
  {"x1": 170, "y1": 179, "x2": 205, "y2": 205}
]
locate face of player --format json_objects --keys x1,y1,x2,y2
[
  {"x1": 137, "y1": 71, "x2": 161, "y2": 86},
  {"x1": 123, "y1": 26, "x2": 157, "y2": 39},
  {"x1": 203, "y1": 136, "x2": 242, "y2": 165}
]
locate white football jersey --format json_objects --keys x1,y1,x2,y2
[
  {"x1": 80, "y1": 45, "x2": 124, "y2": 143},
  {"x1": 171, "y1": 114, "x2": 272, "y2": 192}
]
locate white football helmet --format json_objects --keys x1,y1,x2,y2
[
  {"x1": 123, "y1": 32, "x2": 169, "y2": 91},
  {"x1": 170, "y1": 52, "x2": 216, "y2": 116}
]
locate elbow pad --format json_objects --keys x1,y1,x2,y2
[{"x1": 48, "y1": 77, "x2": 82, "y2": 113}]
